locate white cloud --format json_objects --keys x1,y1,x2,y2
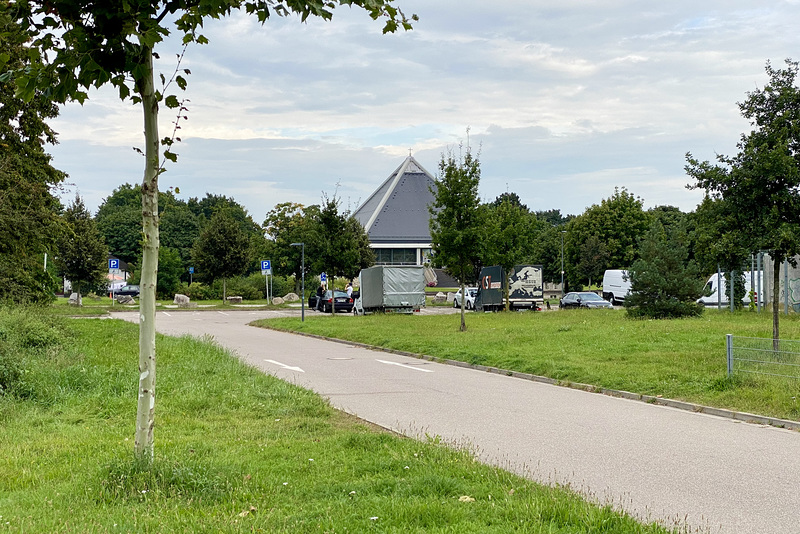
[{"x1": 47, "y1": 0, "x2": 799, "y2": 224}]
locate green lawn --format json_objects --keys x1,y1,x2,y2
[
  {"x1": 256, "y1": 308, "x2": 800, "y2": 421},
  {"x1": 47, "y1": 295, "x2": 286, "y2": 316},
  {"x1": 0, "y1": 308, "x2": 673, "y2": 533}
]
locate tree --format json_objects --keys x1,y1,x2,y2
[
  {"x1": 564, "y1": 188, "x2": 649, "y2": 289},
  {"x1": 265, "y1": 202, "x2": 311, "y2": 281},
  {"x1": 625, "y1": 220, "x2": 705, "y2": 319},
  {"x1": 0, "y1": 15, "x2": 66, "y2": 304},
  {"x1": 95, "y1": 205, "x2": 142, "y2": 265},
  {"x1": 491, "y1": 192, "x2": 528, "y2": 211},
  {"x1": 481, "y1": 199, "x2": 537, "y2": 309},
  {"x1": 308, "y1": 193, "x2": 374, "y2": 307},
  {"x1": 3, "y1": 0, "x2": 414, "y2": 462},
  {"x1": 160, "y1": 204, "x2": 201, "y2": 272},
  {"x1": 687, "y1": 59, "x2": 800, "y2": 343},
  {"x1": 192, "y1": 210, "x2": 250, "y2": 302},
  {"x1": 575, "y1": 235, "x2": 609, "y2": 287},
  {"x1": 56, "y1": 195, "x2": 109, "y2": 302},
  {"x1": 429, "y1": 142, "x2": 484, "y2": 331},
  {"x1": 156, "y1": 247, "x2": 183, "y2": 299}
]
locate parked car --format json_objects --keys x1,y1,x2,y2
[
  {"x1": 453, "y1": 287, "x2": 477, "y2": 309},
  {"x1": 559, "y1": 292, "x2": 613, "y2": 309},
  {"x1": 314, "y1": 290, "x2": 354, "y2": 313},
  {"x1": 115, "y1": 284, "x2": 140, "y2": 297}
]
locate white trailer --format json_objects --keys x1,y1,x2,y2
[{"x1": 353, "y1": 265, "x2": 426, "y2": 315}]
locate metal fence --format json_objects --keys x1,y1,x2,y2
[{"x1": 726, "y1": 334, "x2": 800, "y2": 380}]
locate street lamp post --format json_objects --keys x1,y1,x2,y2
[
  {"x1": 291, "y1": 242, "x2": 305, "y2": 322},
  {"x1": 560, "y1": 230, "x2": 566, "y2": 298}
]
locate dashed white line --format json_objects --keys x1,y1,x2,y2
[
  {"x1": 264, "y1": 359, "x2": 305, "y2": 373},
  {"x1": 376, "y1": 359, "x2": 434, "y2": 373}
]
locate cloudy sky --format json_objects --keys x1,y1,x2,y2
[{"x1": 48, "y1": 1, "x2": 799, "y2": 222}]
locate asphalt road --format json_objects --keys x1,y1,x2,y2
[{"x1": 116, "y1": 308, "x2": 800, "y2": 534}]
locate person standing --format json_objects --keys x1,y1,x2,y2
[
  {"x1": 315, "y1": 284, "x2": 324, "y2": 311},
  {"x1": 346, "y1": 282, "x2": 353, "y2": 299}
]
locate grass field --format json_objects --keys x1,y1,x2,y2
[
  {"x1": 256, "y1": 308, "x2": 800, "y2": 421},
  {"x1": 47, "y1": 295, "x2": 282, "y2": 316},
  {"x1": 0, "y1": 308, "x2": 674, "y2": 533}
]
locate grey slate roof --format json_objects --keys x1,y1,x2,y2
[{"x1": 353, "y1": 156, "x2": 437, "y2": 244}]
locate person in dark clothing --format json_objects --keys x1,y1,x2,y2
[{"x1": 315, "y1": 285, "x2": 324, "y2": 310}]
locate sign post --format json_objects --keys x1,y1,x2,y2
[
  {"x1": 189, "y1": 266, "x2": 194, "y2": 285},
  {"x1": 261, "y1": 260, "x2": 272, "y2": 302},
  {"x1": 108, "y1": 259, "x2": 120, "y2": 305}
]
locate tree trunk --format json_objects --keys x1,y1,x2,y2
[
  {"x1": 223, "y1": 278, "x2": 227, "y2": 304},
  {"x1": 135, "y1": 48, "x2": 159, "y2": 463},
  {"x1": 460, "y1": 281, "x2": 467, "y2": 332},
  {"x1": 773, "y1": 257, "x2": 780, "y2": 351}
]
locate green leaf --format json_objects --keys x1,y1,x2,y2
[
  {"x1": 165, "y1": 95, "x2": 180, "y2": 109},
  {"x1": 176, "y1": 75, "x2": 187, "y2": 91},
  {"x1": 163, "y1": 151, "x2": 178, "y2": 163},
  {"x1": 0, "y1": 53, "x2": 10, "y2": 69}
]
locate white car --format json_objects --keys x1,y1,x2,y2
[{"x1": 453, "y1": 287, "x2": 478, "y2": 310}]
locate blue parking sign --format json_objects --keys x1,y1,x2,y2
[
  {"x1": 261, "y1": 260, "x2": 271, "y2": 271},
  {"x1": 109, "y1": 258, "x2": 119, "y2": 270}
]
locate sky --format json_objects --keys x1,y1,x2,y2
[{"x1": 47, "y1": 0, "x2": 800, "y2": 222}]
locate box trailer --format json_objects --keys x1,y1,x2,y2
[
  {"x1": 475, "y1": 265, "x2": 544, "y2": 312},
  {"x1": 353, "y1": 265, "x2": 426, "y2": 315}
]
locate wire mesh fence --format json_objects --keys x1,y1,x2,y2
[{"x1": 727, "y1": 335, "x2": 800, "y2": 380}]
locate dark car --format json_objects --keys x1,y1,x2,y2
[
  {"x1": 559, "y1": 291, "x2": 613, "y2": 309},
  {"x1": 115, "y1": 284, "x2": 140, "y2": 297},
  {"x1": 313, "y1": 290, "x2": 354, "y2": 313}
]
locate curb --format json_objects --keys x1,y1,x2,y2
[{"x1": 263, "y1": 326, "x2": 800, "y2": 432}]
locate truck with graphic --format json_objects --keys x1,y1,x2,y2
[{"x1": 475, "y1": 265, "x2": 544, "y2": 312}]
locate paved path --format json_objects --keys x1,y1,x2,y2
[{"x1": 116, "y1": 309, "x2": 800, "y2": 534}]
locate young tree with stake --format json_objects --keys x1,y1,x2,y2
[{"x1": 1, "y1": 0, "x2": 414, "y2": 464}]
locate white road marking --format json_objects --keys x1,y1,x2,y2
[
  {"x1": 376, "y1": 359, "x2": 434, "y2": 373},
  {"x1": 162, "y1": 312, "x2": 172, "y2": 317},
  {"x1": 218, "y1": 311, "x2": 229, "y2": 316},
  {"x1": 264, "y1": 359, "x2": 305, "y2": 373}
]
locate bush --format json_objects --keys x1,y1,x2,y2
[
  {"x1": 0, "y1": 341, "x2": 22, "y2": 395},
  {"x1": 625, "y1": 221, "x2": 705, "y2": 319},
  {"x1": 0, "y1": 307, "x2": 67, "y2": 395},
  {"x1": 178, "y1": 282, "x2": 214, "y2": 301},
  {"x1": 222, "y1": 275, "x2": 264, "y2": 300}
]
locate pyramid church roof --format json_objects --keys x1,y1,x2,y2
[{"x1": 353, "y1": 156, "x2": 437, "y2": 244}]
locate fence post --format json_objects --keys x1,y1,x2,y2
[{"x1": 726, "y1": 334, "x2": 734, "y2": 377}]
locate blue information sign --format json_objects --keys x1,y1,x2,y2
[
  {"x1": 320, "y1": 272, "x2": 327, "y2": 282},
  {"x1": 109, "y1": 258, "x2": 119, "y2": 270},
  {"x1": 189, "y1": 267, "x2": 194, "y2": 274},
  {"x1": 261, "y1": 260, "x2": 271, "y2": 271}
]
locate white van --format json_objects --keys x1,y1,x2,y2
[
  {"x1": 602, "y1": 270, "x2": 630, "y2": 305},
  {"x1": 698, "y1": 271, "x2": 762, "y2": 306}
]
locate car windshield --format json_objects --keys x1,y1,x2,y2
[
  {"x1": 580, "y1": 293, "x2": 603, "y2": 301},
  {"x1": 332, "y1": 291, "x2": 348, "y2": 298}
]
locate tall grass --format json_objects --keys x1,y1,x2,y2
[
  {"x1": 257, "y1": 309, "x2": 800, "y2": 420},
  {"x1": 0, "y1": 308, "x2": 674, "y2": 533}
]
